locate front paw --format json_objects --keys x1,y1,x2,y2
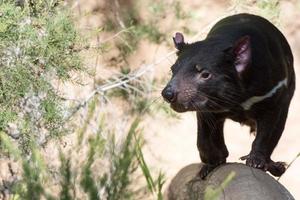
[
  {"x1": 240, "y1": 153, "x2": 267, "y2": 170},
  {"x1": 199, "y1": 161, "x2": 225, "y2": 179}
]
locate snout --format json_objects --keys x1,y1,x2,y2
[
  {"x1": 162, "y1": 85, "x2": 209, "y2": 113},
  {"x1": 161, "y1": 86, "x2": 177, "y2": 103},
  {"x1": 161, "y1": 85, "x2": 189, "y2": 112}
]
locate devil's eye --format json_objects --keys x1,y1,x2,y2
[
  {"x1": 200, "y1": 71, "x2": 211, "y2": 79},
  {"x1": 195, "y1": 65, "x2": 211, "y2": 80},
  {"x1": 197, "y1": 69, "x2": 212, "y2": 81}
]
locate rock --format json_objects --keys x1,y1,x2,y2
[
  {"x1": 165, "y1": 163, "x2": 294, "y2": 200},
  {"x1": 5, "y1": 123, "x2": 20, "y2": 139}
]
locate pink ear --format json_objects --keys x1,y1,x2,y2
[
  {"x1": 173, "y1": 32, "x2": 185, "y2": 50},
  {"x1": 233, "y1": 36, "x2": 251, "y2": 74}
]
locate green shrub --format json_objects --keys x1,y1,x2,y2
[{"x1": 0, "y1": 1, "x2": 85, "y2": 152}]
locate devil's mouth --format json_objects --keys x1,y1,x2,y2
[
  {"x1": 170, "y1": 100, "x2": 208, "y2": 113},
  {"x1": 171, "y1": 102, "x2": 205, "y2": 112},
  {"x1": 170, "y1": 103, "x2": 191, "y2": 113}
]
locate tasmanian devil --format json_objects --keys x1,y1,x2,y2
[{"x1": 161, "y1": 13, "x2": 295, "y2": 179}]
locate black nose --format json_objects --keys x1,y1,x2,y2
[{"x1": 162, "y1": 87, "x2": 176, "y2": 103}]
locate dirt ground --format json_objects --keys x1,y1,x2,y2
[{"x1": 74, "y1": 0, "x2": 300, "y2": 199}]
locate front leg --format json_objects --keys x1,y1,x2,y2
[
  {"x1": 196, "y1": 112, "x2": 228, "y2": 179},
  {"x1": 241, "y1": 100, "x2": 290, "y2": 176}
]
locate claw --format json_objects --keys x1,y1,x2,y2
[
  {"x1": 199, "y1": 164, "x2": 214, "y2": 179},
  {"x1": 242, "y1": 153, "x2": 267, "y2": 170},
  {"x1": 241, "y1": 153, "x2": 286, "y2": 177},
  {"x1": 199, "y1": 161, "x2": 226, "y2": 179},
  {"x1": 240, "y1": 154, "x2": 250, "y2": 160}
]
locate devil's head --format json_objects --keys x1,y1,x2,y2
[{"x1": 161, "y1": 32, "x2": 251, "y2": 113}]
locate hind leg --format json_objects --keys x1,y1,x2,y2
[
  {"x1": 240, "y1": 156, "x2": 286, "y2": 176},
  {"x1": 241, "y1": 98, "x2": 290, "y2": 176}
]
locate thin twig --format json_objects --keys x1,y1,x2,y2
[
  {"x1": 277, "y1": 152, "x2": 300, "y2": 181},
  {"x1": 114, "y1": 0, "x2": 125, "y2": 29},
  {"x1": 93, "y1": 33, "x2": 100, "y2": 88},
  {"x1": 88, "y1": 27, "x2": 134, "y2": 50},
  {"x1": 72, "y1": 0, "x2": 81, "y2": 15},
  {"x1": 101, "y1": 27, "x2": 133, "y2": 44}
]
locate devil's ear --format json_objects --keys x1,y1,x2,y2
[
  {"x1": 173, "y1": 32, "x2": 186, "y2": 51},
  {"x1": 232, "y1": 35, "x2": 251, "y2": 76}
]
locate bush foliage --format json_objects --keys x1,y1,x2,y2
[
  {"x1": 0, "y1": 0, "x2": 84, "y2": 151},
  {"x1": 0, "y1": 1, "x2": 164, "y2": 199}
]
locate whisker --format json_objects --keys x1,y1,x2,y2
[
  {"x1": 197, "y1": 85, "x2": 242, "y2": 99},
  {"x1": 195, "y1": 92, "x2": 240, "y2": 107},
  {"x1": 193, "y1": 103, "x2": 216, "y2": 133},
  {"x1": 193, "y1": 93, "x2": 225, "y2": 108}
]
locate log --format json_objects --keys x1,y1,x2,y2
[{"x1": 165, "y1": 163, "x2": 294, "y2": 200}]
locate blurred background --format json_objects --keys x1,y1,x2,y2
[{"x1": 0, "y1": 0, "x2": 299, "y2": 199}]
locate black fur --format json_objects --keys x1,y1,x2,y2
[{"x1": 161, "y1": 13, "x2": 295, "y2": 179}]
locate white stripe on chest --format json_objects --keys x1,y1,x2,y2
[{"x1": 241, "y1": 78, "x2": 288, "y2": 110}]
